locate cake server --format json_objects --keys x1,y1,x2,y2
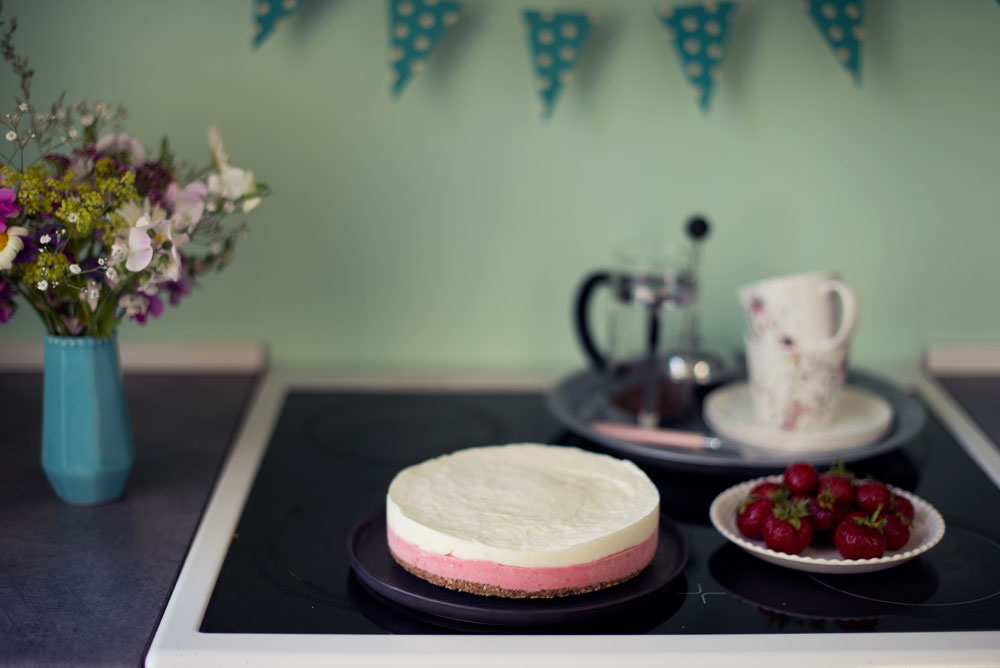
[{"x1": 589, "y1": 421, "x2": 769, "y2": 459}]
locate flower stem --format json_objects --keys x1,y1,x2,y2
[{"x1": 14, "y1": 283, "x2": 63, "y2": 335}]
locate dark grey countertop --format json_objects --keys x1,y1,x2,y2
[
  {"x1": 936, "y1": 376, "x2": 1000, "y2": 447},
  {"x1": 0, "y1": 372, "x2": 257, "y2": 668}
]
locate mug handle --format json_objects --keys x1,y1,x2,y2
[
  {"x1": 820, "y1": 279, "x2": 859, "y2": 350},
  {"x1": 574, "y1": 271, "x2": 611, "y2": 369}
]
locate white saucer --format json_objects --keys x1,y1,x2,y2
[{"x1": 703, "y1": 382, "x2": 893, "y2": 453}]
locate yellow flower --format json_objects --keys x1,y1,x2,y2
[{"x1": 0, "y1": 226, "x2": 28, "y2": 270}]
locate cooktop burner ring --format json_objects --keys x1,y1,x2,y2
[{"x1": 808, "y1": 525, "x2": 1000, "y2": 611}]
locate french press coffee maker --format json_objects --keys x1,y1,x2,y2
[{"x1": 574, "y1": 217, "x2": 727, "y2": 427}]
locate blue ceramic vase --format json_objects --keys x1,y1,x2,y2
[{"x1": 41, "y1": 334, "x2": 135, "y2": 505}]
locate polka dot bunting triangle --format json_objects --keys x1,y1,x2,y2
[
  {"x1": 658, "y1": 2, "x2": 736, "y2": 112},
  {"x1": 252, "y1": 0, "x2": 306, "y2": 48},
  {"x1": 802, "y1": 0, "x2": 865, "y2": 83},
  {"x1": 389, "y1": 0, "x2": 462, "y2": 97},
  {"x1": 522, "y1": 11, "x2": 593, "y2": 118}
]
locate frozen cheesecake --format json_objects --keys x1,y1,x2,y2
[{"x1": 386, "y1": 443, "x2": 660, "y2": 598}]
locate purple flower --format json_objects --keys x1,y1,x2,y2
[
  {"x1": 0, "y1": 277, "x2": 16, "y2": 324},
  {"x1": 0, "y1": 187, "x2": 19, "y2": 231},
  {"x1": 147, "y1": 292, "x2": 164, "y2": 319},
  {"x1": 15, "y1": 224, "x2": 61, "y2": 265},
  {"x1": 134, "y1": 161, "x2": 173, "y2": 207},
  {"x1": 44, "y1": 153, "x2": 71, "y2": 171},
  {"x1": 131, "y1": 292, "x2": 165, "y2": 324},
  {"x1": 164, "y1": 275, "x2": 194, "y2": 307}
]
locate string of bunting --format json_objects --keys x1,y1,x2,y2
[{"x1": 250, "y1": 0, "x2": 880, "y2": 115}]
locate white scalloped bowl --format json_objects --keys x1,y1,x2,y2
[{"x1": 709, "y1": 475, "x2": 946, "y2": 574}]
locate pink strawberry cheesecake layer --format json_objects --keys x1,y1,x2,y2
[
  {"x1": 387, "y1": 524, "x2": 658, "y2": 597},
  {"x1": 386, "y1": 443, "x2": 661, "y2": 598}
]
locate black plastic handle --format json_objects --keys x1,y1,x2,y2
[{"x1": 574, "y1": 271, "x2": 611, "y2": 369}]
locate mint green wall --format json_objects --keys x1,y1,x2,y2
[{"x1": 2, "y1": 0, "x2": 999, "y2": 370}]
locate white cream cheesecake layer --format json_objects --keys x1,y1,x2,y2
[{"x1": 386, "y1": 443, "x2": 660, "y2": 569}]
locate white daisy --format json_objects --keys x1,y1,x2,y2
[{"x1": 0, "y1": 226, "x2": 28, "y2": 270}]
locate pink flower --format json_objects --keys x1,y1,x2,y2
[
  {"x1": 0, "y1": 187, "x2": 19, "y2": 232},
  {"x1": 95, "y1": 133, "x2": 147, "y2": 166},
  {"x1": 164, "y1": 181, "x2": 207, "y2": 230},
  {"x1": 125, "y1": 224, "x2": 153, "y2": 272}
]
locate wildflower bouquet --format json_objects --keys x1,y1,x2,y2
[{"x1": 0, "y1": 8, "x2": 267, "y2": 338}]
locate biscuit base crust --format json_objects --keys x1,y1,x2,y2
[{"x1": 390, "y1": 548, "x2": 644, "y2": 599}]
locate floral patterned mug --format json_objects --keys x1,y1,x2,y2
[
  {"x1": 738, "y1": 271, "x2": 858, "y2": 351},
  {"x1": 738, "y1": 272, "x2": 858, "y2": 429},
  {"x1": 745, "y1": 334, "x2": 850, "y2": 430}
]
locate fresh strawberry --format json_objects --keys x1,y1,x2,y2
[
  {"x1": 750, "y1": 481, "x2": 786, "y2": 502},
  {"x1": 889, "y1": 494, "x2": 915, "y2": 522},
  {"x1": 762, "y1": 499, "x2": 814, "y2": 555},
  {"x1": 855, "y1": 480, "x2": 891, "y2": 514},
  {"x1": 842, "y1": 508, "x2": 866, "y2": 524},
  {"x1": 806, "y1": 488, "x2": 844, "y2": 532},
  {"x1": 834, "y1": 512, "x2": 887, "y2": 559},
  {"x1": 818, "y1": 462, "x2": 856, "y2": 507},
  {"x1": 736, "y1": 494, "x2": 775, "y2": 540},
  {"x1": 882, "y1": 513, "x2": 911, "y2": 550},
  {"x1": 783, "y1": 462, "x2": 818, "y2": 496}
]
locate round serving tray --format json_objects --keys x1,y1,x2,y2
[{"x1": 545, "y1": 369, "x2": 925, "y2": 474}]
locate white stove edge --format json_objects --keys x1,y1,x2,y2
[{"x1": 146, "y1": 365, "x2": 1000, "y2": 668}]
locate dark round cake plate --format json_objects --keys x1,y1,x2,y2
[{"x1": 346, "y1": 508, "x2": 688, "y2": 627}]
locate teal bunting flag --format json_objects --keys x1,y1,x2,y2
[
  {"x1": 389, "y1": 0, "x2": 462, "y2": 97},
  {"x1": 803, "y1": 0, "x2": 865, "y2": 83},
  {"x1": 658, "y1": 2, "x2": 736, "y2": 112},
  {"x1": 253, "y1": 0, "x2": 306, "y2": 48},
  {"x1": 522, "y1": 11, "x2": 593, "y2": 117}
]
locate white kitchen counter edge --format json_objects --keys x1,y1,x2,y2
[{"x1": 146, "y1": 365, "x2": 1000, "y2": 668}]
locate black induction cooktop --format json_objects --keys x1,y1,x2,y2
[{"x1": 199, "y1": 389, "x2": 1000, "y2": 635}]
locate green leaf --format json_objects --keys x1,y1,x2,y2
[
  {"x1": 158, "y1": 136, "x2": 174, "y2": 173},
  {"x1": 94, "y1": 297, "x2": 120, "y2": 339}
]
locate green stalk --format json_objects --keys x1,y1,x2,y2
[{"x1": 14, "y1": 283, "x2": 64, "y2": 336}]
